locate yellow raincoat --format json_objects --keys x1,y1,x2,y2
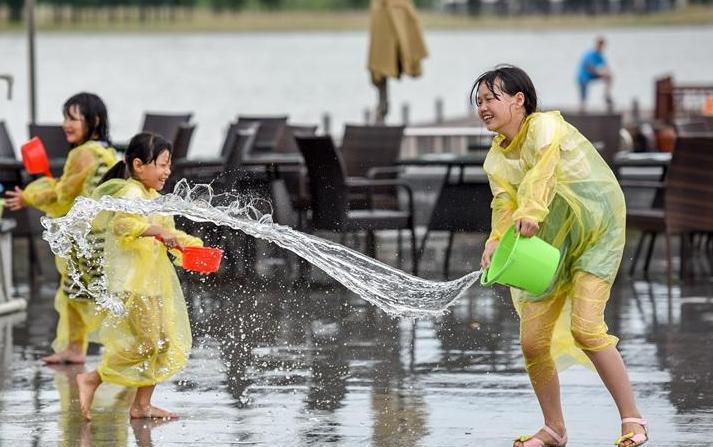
[
  {"x1": 483, "y1": 111, "x2": 626, "y2": 385},
  {"x1": 21, "y1": 140, "x2": 117, "y2": 355},
  {"x1": 92, "y1": 178, "x2": 201, "y2": 387}
]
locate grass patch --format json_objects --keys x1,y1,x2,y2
[{"x1": 1, "y1": 5, "x2": 713, "y2": 32}]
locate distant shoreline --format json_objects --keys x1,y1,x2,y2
[{"x1": 1, "y1": 5, "x2": 713, "y2": 32}]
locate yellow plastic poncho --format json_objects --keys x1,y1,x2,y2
[
  {"x1": 21, "y1": 140, "x2": 118, "y2": 355},
  {"x1": 92, "y1": 178, "x2": 202, "y2": 388},
  {"x1": 22, "y1": 140, "x2": 117, "y2": 218},
  {"x1": 483, "y1": 111, "x2": 626, "y2": 385}
]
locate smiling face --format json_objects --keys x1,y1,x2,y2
[
  {"x1": 132, "y1": 149, "x2": 172, "y2": 191},
  {"x1": 475, "y1": 79, "x2": 525, "y2": 137},
  {"x1": 62, "y1": 104, "x2": 90, "y2": 145}
]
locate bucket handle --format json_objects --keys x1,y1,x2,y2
[
  {"x1": 154, "y1": 234, "x2": 184, "y2": 252},
  {"x1": 480, "y1": 231, "x2": 520, "y2": 287}
]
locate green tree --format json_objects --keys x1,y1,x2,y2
[
  {"x1": 6, "y1": 0, "x2": 23, "y2": 23},
  {"x1": 260, "y1": 0, "x2": 284, "y2": 10}
]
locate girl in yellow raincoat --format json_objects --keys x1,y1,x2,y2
[
  {"x1": 474, "y1": 66, "x2": 648, "y2": 447},
  {"x1": 77, "y1": 132, "x2": 202, "y2": 421},
  {"x1": 5, "y1": 93, "x2": 118, "y2": 364}
]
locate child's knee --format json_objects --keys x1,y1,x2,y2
[
  {"x1": 520, "y1": 335, "x2": 551, "y2": 362},
  {"x1": 570, "y1": 320, "x2": 613, "y2": 352}
]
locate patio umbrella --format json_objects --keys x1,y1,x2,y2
[{"x1": 368, "y1": 0, "x2": 428, "y2": 124}]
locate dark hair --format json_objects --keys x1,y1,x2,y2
[
  {"x1": 99, "y1": 132, "x2": 172, "y2": 184},
  {"x1": 63, "y1": 92, "x2": 111, "y2": 146},
  {"x1": 470, "y1": 65, "x2": 538, "y2": 116}
]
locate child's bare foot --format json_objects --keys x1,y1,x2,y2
[
  {"x1": 130, "y1": 404, "x2": 178, "y2": 420},
  {"x1": 41, "y1": 350, "x2": 86, "y2": 364},
  {"x1": 77, "y1": 372, "x2": 101, "y2": 421}
]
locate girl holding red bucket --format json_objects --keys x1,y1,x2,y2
[
  {"x1": 5, "y1": 93, "x2": 118, "y2": 364},
  {"x1": 475, "y1": 66, "x2": 647, "y2": 447},
  {"x1": 77, "y1": 133, "x2": 209, "y2": 420}
]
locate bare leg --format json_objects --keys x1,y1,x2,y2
[
  {"x1": 513, "y1": 375, "x2": 566, "y2": 446},
  {"x1": 130, "y1": 385, "x2": 178, "y2": 420},
  {"x1": 513, "y1": 293, "x2": 568, "y2": 446},
  {"x1": 570, "y1": 272, "x2": 645, "y2": 447},
  {"x1": 586, "y1": 347, "x2": 646, "y2": 446},
  {"x1": 77, "y1": 371, "x2": 102, "y2": 421}
]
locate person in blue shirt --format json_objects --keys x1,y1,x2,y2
[{"x1": 577, "y1": 37, "x2": 613, "y2": 112}]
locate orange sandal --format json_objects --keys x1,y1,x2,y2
[
  {"x1": 514, "y1": 425, "x2": 567, "y2": 447},
  {"x1": 614, "y1": 417, "x2": 648, "y2": 446}
]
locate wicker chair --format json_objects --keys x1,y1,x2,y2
[
  {"x1": 626, "y1": 133, "x2": 713, "y2": 281},
  {"x1": 236, "y1": 115, "x2": 288, "y2": 153},
  {"x1": 141, "y1": 112, "x2": 192, "y2": 144},
  {"x1": 296, "y1": 135, "x2": 417, "y2": 274}
]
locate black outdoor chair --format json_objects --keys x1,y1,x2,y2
[
  {"x1": 626, "y1": 133, "x2": 713, "y2": 281},
  {"x1": 275, "y1": 124, "x2": 318, "y2": 153},
  {"x1": 0, "y1": 121, "x2": 16, "y2": 159},
  {"x1": 141, "y1": 112, "x2": 192, "y2": 144},
  {"x1": 273, "y1": 124, "x2": 317, "y2": 224},
  {"x1": 296, "y1": 135, "x2": 417, "y2": 275},
  {"x1": 28, "y1": 123, "x2": 70, "y2": 177},
  {"x1": 170, "y1": 123, "x2": 258, "y2": 190},
  {"x1": 341, "y1": 124, "x2": 405, "y2": 178},
  {"x1": 2, "y1": 121, "x2": 42, "y2": 277},
  {"x1": 340, "y1": 124, "x2": 405, "y2": 211},
  {"x1": 171, "y1": 123, "x2": 196, "y2": 161},
  {"x1": 562, "y1": 112, "x2": 622, "y2": 167},
  {"x1": 236, "y1": 115, "x2": 288, "y2": 153},
  {"x1": 0, "y1": 121, "x2": 22, "y2": 184}
]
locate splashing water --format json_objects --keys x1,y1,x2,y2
[{"x1": 41, "y1": 180, "x2": 482, "y2": 318}]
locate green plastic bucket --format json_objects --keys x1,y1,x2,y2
[{"x1": 480, "y1": 226, "x2": 561, "y2": 295}]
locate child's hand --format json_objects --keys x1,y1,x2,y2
[
  {"x1": 5, "y1": 187, "x2": 26, "y2": 211},
  {"x1": 516, "y1": 219, "x2": 539, "y2": 237},
  {"x1": 481, "y1": 239, "x2": 500, "y2": 269},
  {"x1": 156, "y1": 231, "x2": 180, "y2": 249}
]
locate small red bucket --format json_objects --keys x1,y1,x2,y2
[
  {"x1": 155, "y1": 235, "x2": 224, "y2": 273},
  {"x1": 21, "y1": 137, "x2": 53, "y2": 178},
  {"x1": 180, "y1": 246, "x2": 224, "y2": 273}
]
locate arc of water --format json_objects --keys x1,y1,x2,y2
[{"x1": 42, "y1": 181, "x2": 481, "y2": 318}]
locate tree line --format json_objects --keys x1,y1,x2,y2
[
  {"x1": 1, "y1": 0, "x2": 710, "y2": 24},
  {"x1": 0, "y1": 0, "x2": 412, "y2": 24}
]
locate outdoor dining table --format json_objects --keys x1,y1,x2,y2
[
  {"x1": 0, "y1": 158, "x2": 65, "y2": 178},
  {"x1": 241, "y1": 153, "x2": 303, "y2": 179},
  {"x1": 613, "y1": 151, "x2": 672, "y2": 168},
  {"x1": 397, "y1": 152, "x2": 491, "y2": 278},
  {"x1": 613, "y1": 151, "x2": 672, "y2": 191}
]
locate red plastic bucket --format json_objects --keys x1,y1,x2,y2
[
  {"x1": 154, "y1": 235, "x2": 224, "y2": 273},
  {"x1": 21, "y1": 137, "x2": 52, "y2": 178},
  {"x1": 180, "y1": 246, "x2": 224, "y2": 273}
]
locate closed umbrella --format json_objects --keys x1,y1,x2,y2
[{"x1": 368, "y1": 0, "x2": 428, "y2": 124}]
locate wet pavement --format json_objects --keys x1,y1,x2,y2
[{"x1": 1, "y1": 231, "x2": 713, "y2": 446}]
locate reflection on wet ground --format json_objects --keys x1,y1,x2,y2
[{"x1": 1, "y1": 232, "x2": 713, "y2": 446}]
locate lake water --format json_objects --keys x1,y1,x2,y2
[{"x1": 1, "y1": 27, "x2": 712, "y2": 156}]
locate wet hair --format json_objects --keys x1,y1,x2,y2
[
  {"x1": 470, "y1": 64, "x2": 538, "y2": 116},
  {"x1": 99, "y1": 132, "x2": 172, "y2": 184},
  {"x1": 62, "y1": 92, "x2": 111, "y2": 146}
]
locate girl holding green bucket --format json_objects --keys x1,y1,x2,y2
[{"x1": 475, "y1": 66, "x2": 647, "y2": 447}]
